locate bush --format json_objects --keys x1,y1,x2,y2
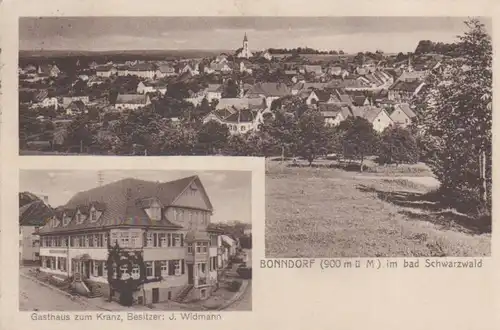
[
  {"x1": 228, "y1": 280, "x2": 242, "y2": 292},
  {"x1": 119, "y1": 290, "x2": 134, "y2": 306}
]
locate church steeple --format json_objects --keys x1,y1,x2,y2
[{"x1": 243, "y1": 33, "x2": 248, "y2": 42}]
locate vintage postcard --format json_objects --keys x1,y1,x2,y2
[{"x1": 1, "y1": 0, "x2": 499, "y2": 329}]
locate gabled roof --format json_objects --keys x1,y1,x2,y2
[
  {"x1": 318, "y1": 103, "x2": 352, "y2": 118},
  {"x1": 128, "y1": 63, "x2": 156, "y2": 71},
  {"x1": 395, "y1": 103, "x2": 417, "y2": 118},
  {"x1": 39, "y1": 176, "x2": 210, "y2": 234},
  {"x1": 389, "y1": 80, "x2": 423, "y2": 92},
  {"x1": 216, "y1": 97, "x2": 265, "y2": 111},
  {"x1": 310, "y1": 89, "x2": 331, "y2": 102},
  {"x1": 223, "y1": 109, "x2": 256, "y2": 123},
  {"x1": 157, "y1": 64, "x2": 175, "y2": 73},
  {"x1": 116, "y1": 94, "x2": 149, "y2": 105},
  {"x1": 293, "y1": 82, "x2": 329, "y2": 91},
  {"x1": 351, "y1": 106, "x2": 386, "y2": 123},
  {"x1": 246, "y1": 82, "x2": 290, "y2": 97},
  {"x1": 20, "y1": 199, "x2": 54, "y2": 227},
  {"x1": 352, "y1": 95, "x2": 369, "y2": 106}
]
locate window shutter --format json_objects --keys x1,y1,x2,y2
[
  {"x1": 154, "y1": 262, "x2": 161, "y2": 278},
  {"x1": 180, "y1": 234, "x2": 184, "y2": 247},
  {"x1": 168, "y1": 261, "x2": 175, "y2": 276},
  {"x1": 181, "y1": 260, "x2": 185, "y2": 274},
  {"x1": 167, "y1": 233, "x2": 171, "y2": 247},
  {"x1": 143, "y1": 232, "x2": 147, "y2": 247}
]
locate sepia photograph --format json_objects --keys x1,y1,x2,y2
[
  {"x1": 19, "y1": 169, "x2": 252, "y2": 311},
  {"x1": 17, "y1": 16, "x2": 492, "y2": 258}
]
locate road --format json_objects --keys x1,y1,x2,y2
[
  {"x1": 19, "y1": 275, "x2": 89, "y2": 311},
  {"x1": 224, "y1": 281, "x2": 252, "y2": 311}
]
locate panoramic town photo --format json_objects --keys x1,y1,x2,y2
[
  {"x1": 19, "y1": 170, "x2": 252, "y2": 311},
  {"x1": 18, "y1": 17, "x2": 491, "y2": 258}
]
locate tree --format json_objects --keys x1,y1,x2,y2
[
  {"x1": 414, "y1": 40, "x2": 434, "y2": 54},
  {"x1": 420, "y1": 18, "x2": 492, "y2": 211},
  {"x1": 106, "y1": 242, "x2": 147, "y2": 306},
  {"x1": 338, "y1": 116, "x2": 378, "y2": 172},
  {"x1": 222, "y1": 79, "x2": 240, "y2": 98},
  {"x1": 296, "y1": 110, "x2": 329, "y2": 166},
  {"x1": 65, "y1": 115, "x2": 93, "y2": 152},
  {"x1": 197, "y1": 121, "x2": 230, "y2": 154},
  {"x1": 378, "y1": 126, "x2": 419, "y2": 165},
  {"x1": 161, "y1": 124, "x2": 198, "y2": 155},
  {"x1": 260, "y1": 110, "x2": 299, "y2": 159}
]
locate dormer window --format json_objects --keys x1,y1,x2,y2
[{"x1": 150, "y1": 206, "x2": 161, "y2": 221}]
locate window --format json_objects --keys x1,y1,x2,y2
[
  {"x1": 88, "y1": 234, "x2": 94, "y2": 247},
  {"x1": 120, "y1": 264, "x2": 130, "y2": 280},
  {"x1": 174, "y1": 260, "x2": 181, "y2": 276},
  {"x1": 172, "y1": 234, "x2": 181, "y2": 247},
  {"x1": 159, "y1": 234, "x2": 166, "y2": 247},
  {"x1": 196, "y1": 242, "x2": 208, "y2": 253},
  {"x1": 160, "y1": 261, "x2": 168, "y2": 277},
  {"x1": 110, "y1": 231, "x2": 119, "y2": 246},
  {"x1": 112, "y1": 264, "x2": 117, "y2": 279},
  {"x1": 103, "y1": 262, "x2": 107, "y2": 276},
  {"x1": 93, "y1": 260, "x2": 99, "y2": 276},
  {"x1": 146, "y1": 261, "x2": 153, "y2": 277},
  {"x1": 130, "y1": 232, "x2": 139, "y2": 247},
  {"x1": 187, "y1": 243, "x2": 193, "y2": 254},
  {"x1": 146, "y1": 233, "x2": 153, "y2": 247},
  {"x1": 78, "y1": 235, "x2": 84, "y2": 247},
  {"x1": 90, "y1": 210, "x2": 97, "y2": 222},
  {"x1": 241, "y1": 126, "x2": 246, "y2": 131},
  {"x1": 131, "y1": 264, "x2": 140, "y2": 280},
  {"x1": 120, "y1": 232, "x2": 130, "y2": 247}
]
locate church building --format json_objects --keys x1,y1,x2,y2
[{"x1": 236, "y1": 33, "x2": 254, "y2": 59}]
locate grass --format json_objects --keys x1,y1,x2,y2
[{"x1": 265, "y1": 161, "x2": 491, "y2": 258}]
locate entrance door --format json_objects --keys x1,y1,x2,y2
[
  {"x1": 152, "y1": 288, "x2": 159, "y2": 303},
  {"x1": 187, "y1": 264, "x2": 194, "y2": 285}
]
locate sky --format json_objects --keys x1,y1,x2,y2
[
  {"x1": 19, "y1": 16, "x2": 491, "y2": 54},
  {"x1": 19, "y1": 170, "x2": 252, "y2": 224}
]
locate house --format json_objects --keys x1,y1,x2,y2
[
  {"x1": 245, "y1": 82, "x2": 291, "y2": 108},
  {"x1": 136, "y1": 81, "x2": 155, "y2": 94},
  {"x1": 95, "y1": 65, "x2": 117, "y2": 78},
  {"x1": 351, "y1": 106, "x2": 394, "y2": 132},
  {"x1": 19, "y1": 192, "x2": 53, "y2": 265},
  {"x1": 38, "y1": 64, "x2": 61, "y2": 77},
  {"x1": 36, "y1": 97, "x2": 59, "y2": 109},
  {"x1": 388, "y1": 80, "x2": 426, "y2": 102},
  {"x1": 319, "y1": 103, "x2": 352, "y2": 126},
  {"x1": 222, "y1": 109, "x2": 260, "y2": 134},
  {"x1": 155, "y1": 65, "x2": 177, "y2": 78},
  {"x1": 397, "y1": 70, "x2": 428, "y2": 83},
  {"x1": 62, "y1": 96, "x2": 90, "y2": 108},
  {"x1": 128, "y1": 63, "x2": 156, "y2": 79},
  {"x1": 215, "y1": 54, "x2": 229, "y2": 63},
  {"x1": 115, "y1": 94, "x2": 151, "y2": 110},
  {"x1": 302, "y1": 65, "x2": 323, "y2": 76},
  {"x1": 116, "y1": 65, "x2": 130, "y2": 76},
  {"x1": 328, "y1": 66, "x2": 349, "y2": 78},
  {"x1": 204, "y1": 84, "x2": 223, "y2": 101},
  {"x1": 291, "y1": 82, "x2": 330, "y2": 95},
  {"x1": 239, "y1": 61, "x2": 253, "y2": 74},
  {"x1": 305, "y1": 89, "x2": 338, "y2": 106},
  {"x1": 261, "y1": 49, "x2": 273, "y2": 61},
  {"x1": 37, "y1": 176, "x2": 223, "y2": 304},
  {"x1": 352, "y1": 95, "x2": 371, "y2": 107},
  {"x1": 180, "y1": 63, "x2": 200, "y2": 76},
  {"x1": 389, "y1": 103, "x2": 417, "y2": 127},
  {"x1": 220, "y1": 235, "x2": 238, "y2": 260},
  {"x1": 202, "y1": 108, "x2": 234, "y2": 125},
  {"x1": 214, "y1": 97, "x2": 266, "y2": 112},
  {"x1": 65, "y1": 100, "x2": 87, "y2": 116},
  {"x1": 209, "y1": 61, "x2": 233, "y2": 73}
]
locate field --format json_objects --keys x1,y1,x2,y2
[{"x1": 265, "y1": 160, "x2": 491, "y2": 258}]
